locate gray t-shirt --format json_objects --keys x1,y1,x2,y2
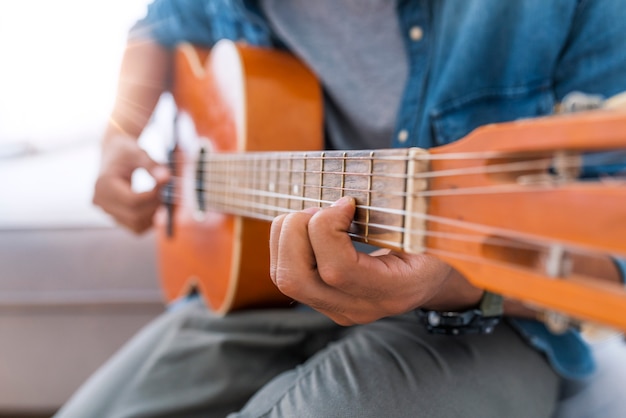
[{"x1": 260, "y1": 0, "x2": 408, "y2": 150}]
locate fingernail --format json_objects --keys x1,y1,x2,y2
[
  {"x1": 151, "y1": 166, "x2": 170, "y2": 181},
  {"x1": 331, "y1": 196, "x2": 355, "y2": 207}
]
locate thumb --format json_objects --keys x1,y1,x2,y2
[
  {"x1": 148, "y1": 164, "x2": 171, "y2": 186},
  {"x1": 135, "y1": 149, "x2": 170, "y2": 186}
]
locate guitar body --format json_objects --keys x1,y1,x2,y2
[{"x1": 155, "y1": 41, "x2": 323, "y2": 313}]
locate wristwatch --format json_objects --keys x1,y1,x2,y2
[{"x1": 417, "y1": 291, "x2": 504, "y2": 335}]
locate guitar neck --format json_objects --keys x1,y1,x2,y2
[{"x1": 198, "y1": 148, "x2": 429, "y2": 251}]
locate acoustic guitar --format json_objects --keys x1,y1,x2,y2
[{"x1": 155, "y1": 40, "x2": 626, "y2": 332}]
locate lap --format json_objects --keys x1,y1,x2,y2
[
  {"x1": 234, "y1": 314, "x2": 560, "y2": 418},
  {"x1": 55, "y1": 298, "x2": 340, "y2": 418},
  {"x1": 55, "y1": 299, "x2": 560, "y2": 418}
]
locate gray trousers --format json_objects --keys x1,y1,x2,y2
[{"x1": 54, "y1": 298, "x2": 559, "y2": 418}]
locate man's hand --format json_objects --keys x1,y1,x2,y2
[
  {"x1": 92, "y1": 135, "x2": 170, "y2": 234},
  {"x1": 269, "y1": 196, "x2": 482, "y2": 325}
]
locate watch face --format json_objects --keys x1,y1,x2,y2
[{"x1": 426, "y1": 311, "x2": 442, "y2": 327}]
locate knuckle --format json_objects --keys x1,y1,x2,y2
[
  {"x1": 317, "y1": 267, "x2": 346, "y2": 288},
  {"x1": 282, "y1": 211, "x2": 312, "y2": 229},
  {"x1": 273, "y1": 269, "x2": 298, "y2": 297}
]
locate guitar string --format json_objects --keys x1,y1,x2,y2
[
  {"x1": 164, "y1": 147, "x2": 624, "y2": 211},
  {"x1": 164, "y1": 164, "x2": 623, "y2": 238},
  {"x1": 164, "y1": 186, "x2": 626, "y2": 260},
  {"x1": 164, "y1": 162, "x2": 624, "y2": 202},
  {"x1": 187, "y1": 154, "x2": 623, "y2": 184},
  {"x1": 167, "y1": 150, "x2": 503, "y2": 163},
  {"x1": 166, "y1": 147, "x2": 622, "y2": 184},
  {"x1": 168, "y1": 148, "x2": 623, "y2": 163},
  {"x1": 160, "y1": 153, "x2": 625, "y2": 258},
  {"x1": 165, "y1": 192, "x2": 626, "y2": 267}
]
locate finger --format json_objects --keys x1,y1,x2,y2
[
  {"x1": 270, "y1": 206, "x2": 322, "y2": 282},
  {"x1": 307, "y1": 197, "x2": 366, "y2": 285},
  {"x1": 272, "y1": 211, "x2": 318, "y2": 291},
  {"x1": 149, "y1": 164, "x2": 170, "y2": 187},
  {"x1": 269, "y1": 213, "x2": 287, "y2": 284},
  {"x1": 115, "y1": 191, "x2": 162, "y2": 231},
  {"x1": 270, "y1": 213, "x2": 356, "y2": 325},
  {"x1": 131, "y1": 146, "x2": 170, "y2": 185},
  {"x1": 308, "y1": 198, "x2": 424, "y2": 301},
  {"x1": 93, "y1": 175, "x2": 161, "y2": 232},
  {"x1": 271, "y1": 209, "x2": 375, "y2": 322}
]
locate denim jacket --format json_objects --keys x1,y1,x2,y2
[{"x1": 134, "y1": 0, "x2": 626, "y2": 380}]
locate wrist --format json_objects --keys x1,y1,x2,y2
[{"x1": 420, "y1": 267, "x2": 484, "y2": 312}]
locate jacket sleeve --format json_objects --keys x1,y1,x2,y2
[{"x1": 129, "y1": 0, "x2": 272, "y2": 49}]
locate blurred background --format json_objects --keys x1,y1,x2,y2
[
  {"x1": 2, "y1": 2, "x2": 626, "y2": 418},
  {"x1": 0, "y1": 1, "x2": 168, "y2": 416}
]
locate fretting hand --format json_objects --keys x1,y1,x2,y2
[{"x1": 269, "y1": 196, "x2": 483, "y2": 325}]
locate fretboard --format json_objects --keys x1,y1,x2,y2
[{"x1": 197, "y1": 148, "x2": 429, "y2": 251}]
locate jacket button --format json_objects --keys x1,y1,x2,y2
[{"x1": 409, "y1": 26, "x2": 423, "y2": 41}]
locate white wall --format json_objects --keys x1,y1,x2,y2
[{"x1": 0, "y1": 0, "x2": 151, "y2": 153}]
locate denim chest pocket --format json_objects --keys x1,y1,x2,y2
[{"x1": 429, "y1": 84, "x2": 555, "y2": 146}]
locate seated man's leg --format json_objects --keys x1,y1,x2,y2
[
  {"x1": 54, "y1": 298, "x2": 340, "y2": 418},
  {"x1": 232, "y1": 314, "x2": 561, "y2": 418}
]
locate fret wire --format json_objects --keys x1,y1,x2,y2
[
  {"x1": 364, "y1": 151, "x2": 375, "y2": 242},
  {"x1": 287, "y1": 155, "x2": 294, "y2": 212},
  {"x1": 340, "y1": 152, "x2": 347, "y2": 198},
  {"x1": 228, "y1": 159, "x2": 233, "y2": 212},
  {"x1": 271, "y1": 154, "x2": 278, "y2": 217},
  {"x1": 319, "y1": 151, "x2": 325, "y2": 208},
  {"x1": 254, "y1": 155, "x2": 260, "y2": 211},
  {"x1": 264, "y1": 156, "x2": 270, "y2": 216},
  {"x1": 228, "y1": 159, "x2": 234, "y2": 211},
  {"x1": 301, "y1": 155, "x2": 306, "y2": 210}
]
